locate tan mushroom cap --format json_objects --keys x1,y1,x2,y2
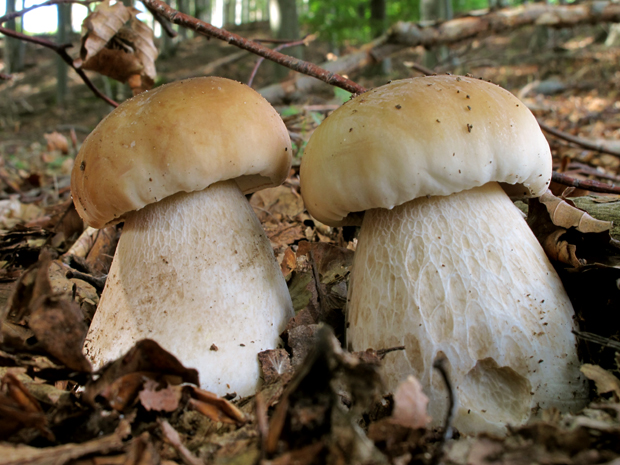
[
  {"x1": 300, "y1": 76, "x2": 552, "y2": 226},
  {"x1": 72, "y1": 77, "x2": 292, "y2": 229}
]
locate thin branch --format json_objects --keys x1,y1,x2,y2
[
  {"x1": 248, "y1": 38, "x2": 307, "y2": 87},
  {"x1": 0, "y1": 25, "x2": 118, "y2": 108},
  {"x1": 551, "y1": 172, "x2": 620, "y2": 195},
  {"x1": 0, "y1": 0, "x2": 94, "y2": 24},
  {"x1": 539, "y1": 120, "x2": 620, "y2": 158},
  {"x1": 141, "y1": 0, "x2": 366, "y2": 95},
  {"x1": 430, "y1": 355, "x2": 455, "y2": 465},
  {"x1": 573, "y1": 330, "x2": 620, "y2": 351},
  {"x1": 140, "y1": 1, "x2": 178, "y2": 38}
]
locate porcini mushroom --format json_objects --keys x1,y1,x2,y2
[
  {"x1": 72, "y1": 77, "x2": 294, "y2": 397},
  {"x1": 300, "y1": 76, "x2": 587, "y2": 434}
]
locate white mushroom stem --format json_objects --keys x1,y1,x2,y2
[
  {"x1": 347, "y1": 182, "x2": 587, "y2": 435},
  {"x1": 84, "y1": 180, "x2": 294, "y2": 397}
]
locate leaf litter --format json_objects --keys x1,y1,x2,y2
[{"x1": 3, "y1": 21, "x2": 620, "y2": 465}]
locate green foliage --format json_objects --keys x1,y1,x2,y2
[
  {"x1": 300, "y1": 0, "x2": 577, "y2": 45},
  {"x1": 301, "y1": 0, "x2": 422, "y2": 45},
  {"x1": 333, "y1": 86, "x2": 352, "y2": 104}
]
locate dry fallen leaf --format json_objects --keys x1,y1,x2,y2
[
  {"x1": 258, "y1": 348, "x2": 294, "y2": 385},
  {"x1": 0, "y1": 372, "x2": 53, "y2": 441},
  {"x1": 580, "y1": 364, "x2": 620, "y2": 400},
  {"x1": 4, "y1": 251, "x2": 91, "y2": 372},
  {"x1": 74, "y1": 0, "x2": 158, "y2": 93},
  {"x1": 138, "y1": 378, "x2": 183, "y2": 412},
  {"x1": 43, "y1": 131, "x2": 69, "y2": 154},
  {"x1": 390, "y1": 375, "x2": 432, "y2": 430},
  {"x1": 539, "y1": 190, "x2": 611, "y2": 233}
]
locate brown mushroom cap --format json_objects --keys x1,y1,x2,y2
[
  {"x1": 300, "y1": 76, "x2": 551, "y2": 226},
  {"x1": 72, "y1": 77, "x2": 292, "y2": 229}
]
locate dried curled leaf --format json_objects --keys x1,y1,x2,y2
[
  {"x1": 0, "y1": 372, "x2": 53, "y2": 440},
  {"x1": 74, "y1": 0, "x2": 157, "y2": 93},
  {"x1": 188, "y1": 386, "x2": 247, "y2": 425},
  {"x1": 390, "y1": 375, "x2": 432, "y2": 430},
  {"x1": 4, "y1": 251, "x2": 92, "y2": 372},
  {"x1": 580, "y1": 364, "x2": 620, "y2": 399},
  {"x1": 43, "y1": 131, "x2": 69, "y2": 154},
  {"x1": 539, "y1": 191, "x2": 611, "y2": 233}
]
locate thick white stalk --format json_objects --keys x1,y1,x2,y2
[
  {"x1": 84, "y1": 180, "x2": 294, "y2": 396},
  {"x1": 347, "y1": 182, "x2": 587, "y2": 434}
]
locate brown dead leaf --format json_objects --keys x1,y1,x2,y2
[
  {"x1": 122, "y1": 432, "x2": 161, "y2": 465},
  {"x1": 251, "y1": 185, "x2": 305, "y2": 221},
  {"x1": 0, "y1": 372, "x2": 53, "y2": 441},
  {"x1": 580, "y1": 364, "x2": 620, "y2": 399},
  {"x1": 4, "y1": 251, "x2": 91, "y2": 372},
  {"x1": 43, "y1": 131, "x2": 69, "y2": 154},
  {"x1": 539, "y1": 190, "x2": 611, "y2": 233},
  {"x1": 84, "y1": 339, "x2": 199, "y2": 407},
  {"x1": 98, "y1": 371, "x2": 155, "y2": 411},
  {"x1": 263, "y1": 221, "x2": 306, "y2": 252},
  {"x1": 258, "y1": 348, "x2": 294, "y2": 385},
  {"x1": 188, "y1": 386, "x2": 246, "y2": 425},
  {"x1": 528, "y1": 192, "x2": 620, "y2": 269},
  {"x1": 0, "y1": 417, "x2": 131, "y2": 464},
  {"x1": 390, "y1": 376, "x2": 432, "y2": 430},
  {"x1": 138, "y1": 379, "x2": 182, "y2": 412},
  {"x1": 75, "y1": 0, "x2": 157, "y2": 93},
  {"x1": 280, "y1": 246, "x2": 297, "y2": 277}
]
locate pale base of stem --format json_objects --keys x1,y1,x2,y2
[
  {"x1": 84, "y1": 180, "x2": 294, "y2": 397},
  {"x1": 347, "y1": 182, "x2": 587, "y2": 435}
]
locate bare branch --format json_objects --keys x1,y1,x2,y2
[
  {"x1": 140, "y1": 0, "x2": 366, "y2": 95},
  {"x1": 0, "y1": 25, "x2": 118, "y2": 108},
  {"x1": 0, "y1": 0, "x2": 94, "y2": 25},
  {"x1": 248, "y1": 38, "x2": 307, "y2": 87},
  {"x1": 551, "y1": 172, "x2": 620, "y2": 195},
  {"x1": 539, "y1": 120, "x2": 620, "y2": 158},
  {"x1": 140, "y1": 1, "x2": 177, "y2": 38}
]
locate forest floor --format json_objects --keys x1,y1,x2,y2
[{"x1": 1, "y1": 19, "x2": 620, "y2": 465}]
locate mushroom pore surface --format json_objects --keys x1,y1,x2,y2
[
  {"x1": 348, "y1": 182, "x2": 587, "y2": 434},
  {"x1": 85, "y1": 180, "x2": 294, "y2": 396}
]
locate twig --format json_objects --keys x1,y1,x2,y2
[
  {"x1": 430, "y1": 355, "x2": 455, "y2": 465},
  {"x1": 158, "y1": 419, "x2": 203, "y2": 465},
  {"x1": 141, "y1": 1, "x2": 178, "y2": 38},
  {"x1": 248, "y1": 38, "x2": 307, "y2": 87},
  {"x1": 255, "y1": 391, "x2": 269, "y2": 460},
  {"x1": 141, "y1": 0, "x2": 366, "y2": 95},
  {"x1": 65, "y1": 269, "x2": 107, "y2": 293},
  {"x1": 573, "y1": 330, "x2": 620, "y2": 351},
  {"x1": 539, "y1": 120, "x2": 620, "y2": 158},
  {"x1": 0, "y1": 25, "x2": 118, "y2": 108},
  {"x1": 0, "y1": 0, "x2": 94, "y2": 24},
  {"x1": 376, "y1": 345, "x2": 405, "y2": 359},
  {"x1": 551, "y1": 172, "x2": 620, "y2": 194}
]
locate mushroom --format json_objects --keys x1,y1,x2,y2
[
  {"x1": 72, "y1": 77, "x2": 294, "y2": 397},
  {"x1": 300, "y1": 76, "x2": 587, "y2": 434}
]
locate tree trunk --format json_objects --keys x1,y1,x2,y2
[
  {"x1": 420, "y1": 0, "x2": 451, "y2": 69},
  {"x1": 242, "y1": 0, "x2": 250, "y2": 23},
  {"x1": 4, "y1": 0, "x2": 24, "y2": 73},
  {"x1": 369, "y1": 0, "x2": 386, "y2": 39},
  {"x1": 177, "y1": 0, "x2": 189, "y2": 38},
  {"x1": 56, "y1": 2, "x2": 71, "y2": 105},
  {"x1": 194, "y1": 0, "x2": 211, "y2": 23},
  {"x1": 269, "y1": 0, "x2": 300, "y2": 80}
]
